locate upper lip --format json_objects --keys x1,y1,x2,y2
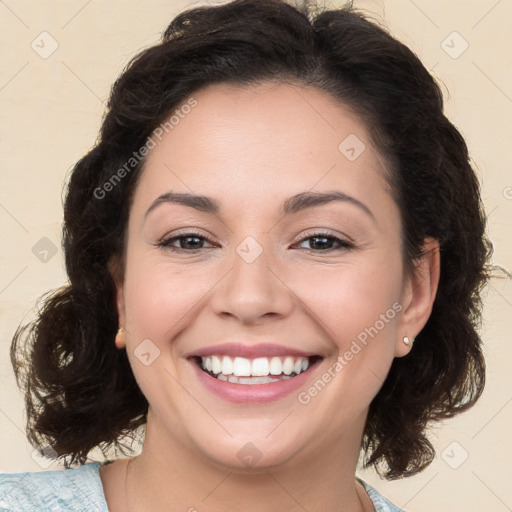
[{"x1": 185, "y1": 342, "x2": 321, "y2": 360}]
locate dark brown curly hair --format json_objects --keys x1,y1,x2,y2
[{"x1": 10, "y1": 0, "x2": 491, "y2": 479}]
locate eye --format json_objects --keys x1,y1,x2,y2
[
  {"x1": 156, "y1": 230, "x2": 354, "y2": 254},
  {"x1": 157, "y1": 232, "x2": 216, "y2": 252},
  {"x1": 293, "y1": 231, "x2": 354, "y2": 253}
]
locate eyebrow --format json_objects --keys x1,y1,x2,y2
[{"x1": 144, "y1": 190, "x2": 375, "y2": 221}]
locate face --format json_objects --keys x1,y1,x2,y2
[{"x1": 112, "y1": 82, "x2": 431, "y2": 471}]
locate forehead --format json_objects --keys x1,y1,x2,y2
[{"x1": 131, "y1": 82, "x2": 392, "y2": 218}]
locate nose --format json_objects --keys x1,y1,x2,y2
[{"x1": 209, "y1": 237, "x2": 295, "y2": 325}]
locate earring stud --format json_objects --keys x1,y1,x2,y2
[
  {"x1": 115, "y1": 327, "x2": 125, "y2": 349},
  {"x1": 403, "y1": 336, "x2": 414, "y2": 345}
]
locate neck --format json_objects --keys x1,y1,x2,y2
[{"x1": 125, "y1": 409, "x2": 371, "y2": 512}]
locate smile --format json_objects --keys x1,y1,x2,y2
[
  {"x1": 186, "y1": 342, "x2": 324, "y2": 402},
  {"x1": 198, "y1": 354, "x2": 318, "y2": 384}
]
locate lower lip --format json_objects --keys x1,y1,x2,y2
[{"x1": 189, "y1": 358, "x2": 322, "y2": 404}]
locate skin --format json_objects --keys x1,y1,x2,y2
[{"x1": 100, "y1": 81, "x2": 440, "y2": 512}]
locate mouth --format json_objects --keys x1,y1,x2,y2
[{"x1": 191, "y1": 354, "x2": 323, "y2": 385}]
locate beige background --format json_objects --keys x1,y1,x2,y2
[{"x1": 1, "y1": 1, "x2": 511, "y2": 511}]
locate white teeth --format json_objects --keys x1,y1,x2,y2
[
  {"x1": 251, "y1": 357, "x2": 270, "y2": 376},
  {"x1": 269, "y1": 356, "x2": 283, "y2": 375},
  {"x1": 211, "y1": 355, "x2": 222, "y2": 375},
  {"x1": 282, "y1": 357, "x2": 294, "y2": 375},
  {"x1": 217, "y1": 374, "x2": 294, "y2": 385},
  {"x1": 221, "y1": 356, "x2": 233, "y2": 375},
  {"x1": 233, "y1": 357, "x2": 252, "y2": 376},
  {"x1": 199, "y1": 355, "x2": 312, "y2": 380}
]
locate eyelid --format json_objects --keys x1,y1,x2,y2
[
  {"x1": 293, "y1": 229, "x2": 355, "y2": 251},
  {"x1": 156, "y1": 229, "x2": 218, "y2": 253},
  {"x1": 159, "y1": 227, "x2": 352, "y2": 242},
  {"x1": 156, "y1": 228, "x2": 355, "y2": 254},
  {"x1": 157, "y1": 227, "x2": 212, "y2": 242},
  {"x1": 296, "y1": 228, "x2": 353, "y2": 243}
]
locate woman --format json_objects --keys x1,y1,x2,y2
[{"x1": 0, "y1": 0, "x2": 490, "y2": 510}]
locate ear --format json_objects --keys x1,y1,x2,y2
[
  {"x1": 395, "y1": 237, "x2": 440, "y2": 357},
  {"x1": 108, "y1": 255, "x2": 126, "y2": 328}
]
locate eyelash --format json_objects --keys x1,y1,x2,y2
[{"x1": 156, "y1": 230, "x2": 354, "y2": 254}]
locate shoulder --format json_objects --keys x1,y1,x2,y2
[
  {"x1": 358, "y1": 477, "x2": 407, "y2": 512},
  {"x1": 0, "y1": 461, "x2": 108, "y2": 512}
]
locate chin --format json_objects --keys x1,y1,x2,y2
[{"x1": 192, "y1": 432, "x2": 303, "y2": 473}]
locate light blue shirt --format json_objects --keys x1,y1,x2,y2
[{"x1": 0, "y1": 461, "x2": 406, "y2": 511}]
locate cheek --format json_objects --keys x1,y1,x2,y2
[
  {"x1": 123, "y1": 257, "x2": 211, "y2": 342},
  {"x1": 305, "y1": 258, "x2": 403, "y2": 389},
  {"x1": 299, "y1": 267, "x2": 402, "y2": 419},
  {"x1": 305, "y1": 260, "x2": 402, "y2": 332}
]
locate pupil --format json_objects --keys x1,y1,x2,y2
[
  {"x1": 183, "y1": 236, "x2": 201, "y2": 249},
  {"x1": 311, "y1": 236, "x2": 331, "y2": 250}
]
